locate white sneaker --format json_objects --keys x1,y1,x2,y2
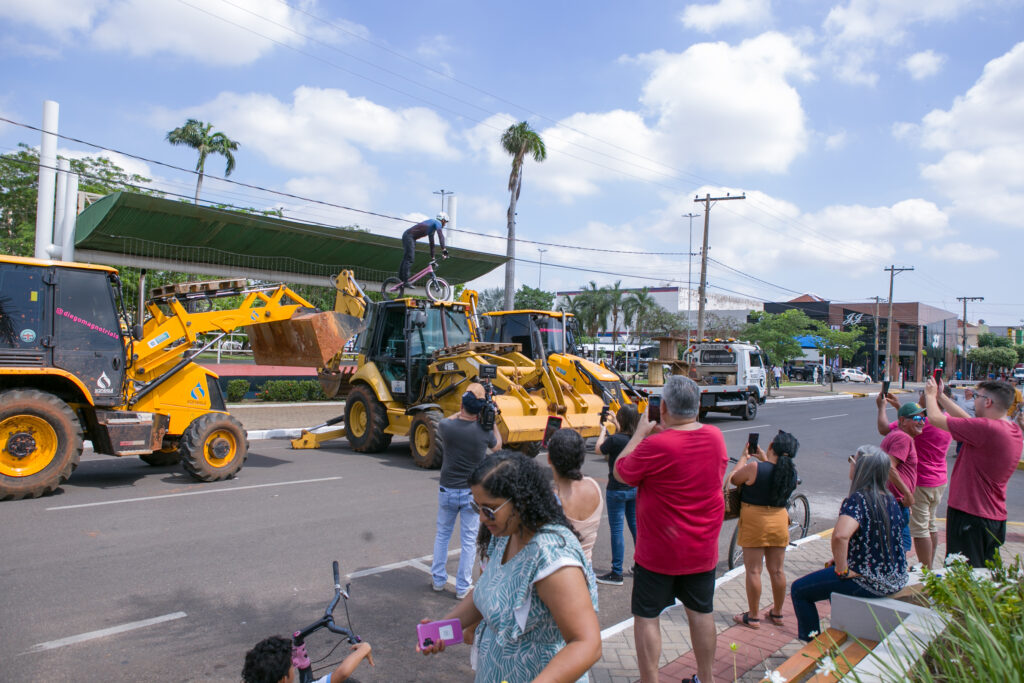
[
  {"x1": 432, "y1": 582, "x2": 446, "y2": 592},
  {"x1": 455, "y1": 585, "x2": 473, "y2": 600}
]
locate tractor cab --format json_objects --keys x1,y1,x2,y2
[{"x1": 479, "y1": 310, "x2": 581, "y2": 361}]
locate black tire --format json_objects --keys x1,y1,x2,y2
[
  {"x1": 140, "y1": 450, "x2": 181, "y2": 467},
  {"x1": 741, "y1": 398, "x2": 758, "y2": 421},
  {"x1": 728, "y1": 524, "x2": 742, "y2": 570},
  {"x1": 787, "y1": 493, "x2": 811, "y2": 541},
  {"x1": 409, "y1": 411, "x2": 444, "y2": 469},
  {"x1": 425, "y1": 276, "x2": 451, "y2": 302},
  {"x1": 0, "y1": 389, "x2": 83, "y2": 500},
  {"x1": 179, "y1": 413, "x2": 248, "y2": 482},
  {"x1": 381, "y1": 277, "x2": 404, "y2": 300},
  {"x1": 516, "y1": 441, "x2": 542, "y2": 458},
  {"x1": 345, "y1": 384, "x2": 392, "y2": 453}
]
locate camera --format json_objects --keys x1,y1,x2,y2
[{"x1": 477, "y1": 364, "x2": 499, "y2": 432}]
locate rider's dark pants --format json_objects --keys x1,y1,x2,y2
[{"x1": 399, "y1": 231, "x2": 415, "y2": 283}]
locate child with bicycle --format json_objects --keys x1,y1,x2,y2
[{"x1": 243, "y1": 635, "x2": 373, "y2": 683}]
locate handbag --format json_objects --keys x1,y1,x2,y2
[{"x1": 723, "y1": 485, "x2": 742, "y2": 520}]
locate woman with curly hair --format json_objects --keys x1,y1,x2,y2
[
  {"x1": 548, "y1": 428, "x2": 604, "y2": 563},
  {"x1": 418, "y1": 451, "x2": 601, "y2": 682},
  {"x1": 727, "y1": 430, "x2": 800, "y2": 628}
]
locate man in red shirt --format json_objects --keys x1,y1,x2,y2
[
  {"x1": 615, "y1": 375, "x2": 727, "y2": 683},
  {"x1": 924, "y1": 378, "x2": 1023, "y2": 567}
]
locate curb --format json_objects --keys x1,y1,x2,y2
[{"x1": 767, "y1": 394, "x2": 854, "y2": 404}]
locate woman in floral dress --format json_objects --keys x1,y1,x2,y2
[{"x1": 419, "y1": 451, "x2": 601, "y2": 682}]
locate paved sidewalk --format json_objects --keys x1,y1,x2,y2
[{"x1": 590, "y1": 527, "x2": 1024, "y2": 683}]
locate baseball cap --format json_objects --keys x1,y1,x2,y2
[{"x1": 897, "y1": 402, "x2": 925, "y2": 418}]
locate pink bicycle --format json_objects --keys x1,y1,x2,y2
[{"x1": 381, "y1": 258, "x2": 452, "y2": 302}]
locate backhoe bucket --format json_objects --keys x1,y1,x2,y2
[{"x1": 247, "y1": 310, "x2": 365, "y2": 367}]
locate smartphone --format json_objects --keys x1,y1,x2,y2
[
  {"x1": 599, "y1": 406, "x2": 610, "y2": 425},
  {"x1": 647, "y1": 395, "x2": 661, "y2": 423},
  {"x1": 542, "y1": 415, "x2": 563, "y2": 447},
  {"x1": 747, "y1": 432, "x2": 759, "y2": 455},
  {"x1": 882, "y1": 380, "x2": 891, "y2": 396},
  {"x1": 417, "y1": 618, "x2": 463, "y2": 649},
  {"x1": 933, "y1": 368, "x2": 942, "y2": 383}
]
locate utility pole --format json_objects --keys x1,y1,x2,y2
[
  {"x1": 869, "y1": 296, "x2": 885, "y2": 381},
  {"x1": 957, "y1": 296, "x2": 984, "y2": 379},
  {"x1": 693, "y1": 193, "x2": 745, "y2": 341},
  {"x1": 883, "y1": 265, "x2": 913, "y2": 383},
  {"x1": 432, "y1": 188, "x2": 453, "y2": 214},
  {"x1": 537, "y1": 248, "x2": 547, "y2": 289},
  {"x1": 683, "y1": 212, "x2": 700, "y2": 341}
]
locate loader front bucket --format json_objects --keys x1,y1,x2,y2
[{"x1": 247, "y1": 310, "x2": 365, "y2": 368}]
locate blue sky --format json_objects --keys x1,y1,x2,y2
[{"x1": 2, "y1": 0, "x2": 1022, "y2": 326}]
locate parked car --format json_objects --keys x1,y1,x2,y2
[
  {"x1": 1013, "y1": 367, "x2": 1024, "y2": 384},
  {"x1": 788, "y1": 365, "x2": 837, "y2": 382},
  {"x1": 840, "y1": 368, "x2": 871, "y2": 383}
]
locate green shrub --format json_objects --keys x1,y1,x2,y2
[
  {"x1": 262, "y1": 380, "x2": 306, "y2": 402},
  {"x1": 302, "y1": 380, "x2": 328, "y2": 401},
  {"x1": 226, "y1": 379, "x2": 250, "y2": 403}
]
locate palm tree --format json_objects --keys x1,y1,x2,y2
[
  {"x1": 500, "y1": 121, "x2": 546, "y2": 310},
  {"x1": 477, "y1": 287, "x2": 506, "y2": 313},
  {"x1": 166, "y1": 119, "x2": 240, "y2": 204},
  {"x1": 623, "y1": 287, "x2": 659, "y2": 364},
  {"x1": 604, "y1": 281, "x2": 628, "y2": 362},
  {"x1": 576, "y1": 281, "x2": 609, "y2": 361}
]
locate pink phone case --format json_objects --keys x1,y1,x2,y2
[{"x1": 417, "y1": 619, "x2": 463, "y2": 648}]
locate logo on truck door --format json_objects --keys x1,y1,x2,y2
[{"x1": 95, "y1": 371, "x2": 114, "y2": 395}]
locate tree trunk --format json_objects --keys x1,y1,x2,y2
[
  {"x1": 504, "y1": 185, "x2": 518, "y2": 311},
  {"x1": 194, "y1": 171, "x2": 204, "y2": 204}
]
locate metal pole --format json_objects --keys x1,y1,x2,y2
[
  {"x1": 537, "y1": 248, "x2": 547, "y2": 289},
  {"x1": 34, "y1": 100, "x2": 59, "y2": 260},
  {"x1": 684, "y1": 212, "x2": 699, "y2": 341}
]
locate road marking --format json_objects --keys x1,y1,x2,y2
[
  {"x1": 811, "y1": 413, "x2": 849, "y2": 421},
  {"x1": 347, "y1": 549, "x2": 458, "y2": 579},
  {"x1": 721, "y1": 424, "x2": 769, "y2": 433},
  {"x1": 46, "y1": 477, "x2": 342, "y2": 511},
  {"x1": 26, "y1": 612, "x2": 187, "y2": 653}
]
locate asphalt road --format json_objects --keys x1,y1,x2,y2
[{"x1": 2, "y1": 393, "x2": 1022, "y2": 681}]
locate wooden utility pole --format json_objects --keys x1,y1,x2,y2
[
  {"x1": 693, "y1": 193, "x2": 745, "y2": 341},
  {"x1": 957, "y1": 296, "x2": 984, "y2": 378},
  {"x1": 870, "y1": 295, "x2": 884, "y2": 381},
  {"x1": 884, "y1": 265, "x2": 913, "y2": 382}
]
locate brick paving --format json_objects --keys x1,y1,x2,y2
[{"x1": 590, "y1": 529, "x2": 1024, "y2": 683}]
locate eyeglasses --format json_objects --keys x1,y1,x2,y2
[
  {"x1": 471, "y1": 498, "x2": 511, "y2": 521},
  {"x1": 974, "y1": 393, "x2": 992, "y2": 404}
]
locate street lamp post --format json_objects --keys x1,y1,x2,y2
[{"x1": 537, "y1": 248, "x2": 547, "y2": 289}]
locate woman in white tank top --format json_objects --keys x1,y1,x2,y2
[{"x1": 548, "y1": 429, "x2": 604, "y2": 563}]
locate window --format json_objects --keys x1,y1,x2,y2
[{"x1": 0, "y1": 265, "x2": 44, "y2": 349}]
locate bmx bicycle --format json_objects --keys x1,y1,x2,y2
[
  {"x1": 291, "y1": 561, "x2": 362, "y2": 683},
  {"x1": 381, "y1": 258, "x2": 451, "y2": 302},
  {"x1": 726, "y1": 474, "x2": 811, "y2": 570}
]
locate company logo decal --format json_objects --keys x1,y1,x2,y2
[
  {"x1": 842, "y1": 312, "x2": 866, "y2": 326},
  {"x1": 19, "y1": 329, "x2": 36, "y2": 343},
  {"x1": 55, "y1": 307, "x2": 119, "y2": 339},
  {"x1": 190, "y1": 382, "x2": 206, "y2": 400},
  {"x1": 96, "y1": 371, "x2": 114, "y2": 395}
]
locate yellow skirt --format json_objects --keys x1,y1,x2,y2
[{"x1": 737, "y1": 502, "x2": 789, "y2": 548}]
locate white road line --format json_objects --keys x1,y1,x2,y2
[
  {"x1": 26, "y1": 612, "x2": 187, "y2": 653},
  {"x1": 810, "y1": 414, "x2": 849, "y2": 421},
  {"x1": 347, "y1": 549, "x2": 458, "y2": 580},
  {"x1": 46, "y1": 477, "x2": 342, "y2": 511},
  {"x1": 721, "y1": 424, "x2": 769, "y2": 433}
]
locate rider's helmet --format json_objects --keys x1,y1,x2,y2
[{"x1": 436, "y1": 212, "x2": 449, "y2": 223}]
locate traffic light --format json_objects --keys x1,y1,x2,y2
[{"x1": 939, "y1": 360, "x2": 944, "y2": 368}]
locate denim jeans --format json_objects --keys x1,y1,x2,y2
[
  {"x1": 899, "y1": 505, "x2": 911, "y2": 552},
  {"x1": 431, "y1": 487, "x2": 479, "y2": 593},
  {"x1": 790, "y1": 567, "x2": 878, "y2": 640},
  {"x1": 605, "y1": 488, "x2": 637, "y2": 574}
]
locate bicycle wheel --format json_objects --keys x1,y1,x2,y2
[
  {"x1": 787, "y1": 493, "x2": 811, "y2": 541},
  {"x1": 727, "y1": 523, "x2": 742, "y2": 570},
  {"x1": 381, "y1": 277, "x2": 404, "y2": 300},
  {"x1": 425, "y1": 276, "x2": 451, "y2": 302}
]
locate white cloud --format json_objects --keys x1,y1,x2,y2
[
  {"x1": 0, "y1": 0, "x2": 364, "y2": 66},
  {"x1": 822, "y1": 0, "x2": 975, "y2": 85},
  {"x1": 824, "y1": 131, "x2": 847, "y2": 150},
  {"x1": 928, "y1": 242, "x2": 999, "y2": 263},
  {"x1": 680, "y1": 0, "x2": 772, "y2": 33},
  {"x1": 914, "y1": 42, "x2": 1024, "y2": 226},
  {"x1": 903, "y1": 49, "x2": 945, "y2": 79}
]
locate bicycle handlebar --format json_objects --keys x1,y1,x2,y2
[{"x1": 293, "y1": 561, "x2": 359, "y2": 647}]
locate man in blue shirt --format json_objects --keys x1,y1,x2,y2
[{"x1": 399, "y1": 212, "x2": 449, "y2": 285}]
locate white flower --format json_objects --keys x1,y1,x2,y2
[
  {"x1": 764, "y1": 670, "x2": 788, "y2": 683},
  {"x1": 944, "y1": 553, "x2": 969, "y2": 566},
  {"x1": 807, "y1": 630, "x2": 819, "y2": 639},
  {"x1": 815, "y1": 658, "x2": 838, "y2": 676}
]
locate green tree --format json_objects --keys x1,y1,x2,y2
[
  {"x1": 500, "y1": 121, "x2": 546, "y2": 310},
  {"x1": 977, "y1": 332, "x2": 1013, "y2": 348},
  {"x1": 601, "y1": 280, "x2": 628, "y2": 359},
  {"x1": 513, "y1": 285, "x2": 554, "y2": 311},
  {"x1": 741, "y1": 310, "x2": 814, "y2": 366},
  {"x1": 575, "y1": 281, "x2": 609, "y2": 360},
  {"x1": 1016, "y1": 345, "x2": 1024, "y2": 364},
  {"x1": 477, "y1": 287, "x2": 506, "y2": 313},
  {"x1": 967, "y1": 346, "x2": 1018, "y2": 374},
  {"x1": 166, "y1": 119, "x2": 240, "y2": 204},
  {"x1": 622, "y1": 287, "x2": 659, "y2": 362},
  {"x1": 810, "y1": 321, "x2": 866, "y2": 389}
]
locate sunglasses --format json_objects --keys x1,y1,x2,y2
[
  {"x1": 906, "y1": 414, "x2": 926, "y2": 423},
  {"x1": 848, "y1": 454, "x2": 858, "y2": 464},
  {"x1": 471, "y1": 498, "x2": 511, "y2": 521}
]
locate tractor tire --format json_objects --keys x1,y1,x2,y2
[
  {"x1": 179, "y1": 413, "x2": 248, "y2": 482},
  {"x1": 0, "y1": 389, "x2": 83, "y2": 500},
  {"x1": 516, "y1": 441, "x2": 543, "y2": 458},
  {"x1": 140, "y1": 449, "x2": 181, "y2": 467},
  {"x1": 409, "y1": 411, "x2": 444, "y2": 469},
  {"x1": 741, "y1": 398, "x2": 758, "y2": 421},
  {"x1": 345, "y1": 384, "x2": 393, "y2": 453}
]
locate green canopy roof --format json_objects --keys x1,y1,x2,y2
[{"x1": 74, "y1": 192, "x2": 505, "y2": 286}]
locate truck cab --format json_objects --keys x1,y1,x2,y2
[{"x1": 683, "y1": 340, "x2": 769, "y2": 402}]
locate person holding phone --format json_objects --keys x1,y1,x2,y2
[
  {"x1": 418, "y1": 452, "x2": 601, "y2": 683},
  {"x1": 612, "y1": 376, "x2": 727, "y2": 683},
  {"x1": 726, "y1": 430, "x2": 800, "y2": 629},
  {"x1": 873, "y1": 389, "x2": 920, "y2": 554},
  {"x1": 594, "y1": 404, "x2": 640, "y2": 586}
]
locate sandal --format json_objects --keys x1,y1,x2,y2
[
  {"x1": 733, "y1": 612, "x2": 760, "y2": 629},
  {"x1": 764, "y1": 610, "x2": 784, "y2": 626}
]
